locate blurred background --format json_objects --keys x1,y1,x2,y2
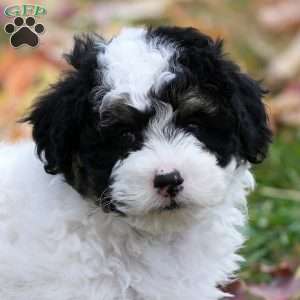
[{"x1": 1, "y1": 0, "x2": 300, "y2": 299}]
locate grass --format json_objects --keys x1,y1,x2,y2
[{"x1": 240, "y1": 128, "x2": 300, "y2": 283}]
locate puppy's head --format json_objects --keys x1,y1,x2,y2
[{"x1": 24, "y1": 27, "x2": 271, "y2": 230}]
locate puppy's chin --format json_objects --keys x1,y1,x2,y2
[
  {"x1": 121, "y1": 205, "x2": 205, "y2": 235},
  {"x1": 158, "y1": 197, "x2": 182, "y2": 211},
  {"x1": 107, "y1": 196, "x2": 210, "y2": 235}
]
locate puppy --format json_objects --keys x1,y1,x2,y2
[{"x1": 0, "y1": 26, "x2": 271, "y2": 300}]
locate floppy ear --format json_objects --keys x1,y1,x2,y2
[
  {"x1": 231, "y1": 71, "x2": 272, "y2": 164},
  {"x1": 23, "y1": 35, "x2": 101, "y2": 176}
]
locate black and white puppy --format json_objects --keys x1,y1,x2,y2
[{"x1": 0, "y1": 26, "x2": 271, "y2": 300}]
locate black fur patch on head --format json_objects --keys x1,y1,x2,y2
[
  {"x1": 147, "y1": 26, "x2": 272, "y2": 165},
  {"x1": 23, "y1": 34, "x2": 99, "y2": 177}
]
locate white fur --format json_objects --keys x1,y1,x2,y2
[
  {"x1": 97, "y1": 28, "x2": 174, "y2": 110},
  {"x1": 0, "y1": 141, "x2": 253, "y2": 300}
]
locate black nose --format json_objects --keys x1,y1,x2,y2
[{"x1": 154, "y1": 170, "x2": 184, "y2": 197}]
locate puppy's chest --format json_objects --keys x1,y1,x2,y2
[
  {"x1": 96, "y1": 230, "x2": 202, "y2": 290},
  {"x1": 99, "y1": 228, "x2": 223, "y2": 300}
]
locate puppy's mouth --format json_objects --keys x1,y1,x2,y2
[
  {"x1": 160, "y1": 198, "x2": 181, "y2": 211},
  {"x1": 99, "y1": 196, "x2": 183, "y2": 216},
  {"x1": 97, "y1": 187, "x2": 184, "y2": 216}
]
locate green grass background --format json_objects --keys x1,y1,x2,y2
[{"x1": 241, "y1": 128, "x2": 300, "y2": 282}]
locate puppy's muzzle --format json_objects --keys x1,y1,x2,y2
[{"x1": 154, "y1": 169, "x2": 184, "y2": 198}]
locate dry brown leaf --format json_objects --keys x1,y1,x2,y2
[
  {"x1": 90, "y1": 0, "x2": 169, "y2": 25},
  {"x1": 268, "y1": 84, "x2": 300, "y2": 131},
  {"x1": 164, "y1": 2, "x2": 227, "y2": 39},
  {"x1": 265, "y1": 32, "x2": 300, "y2": 86},
  {"x1": 0, "y1": 48, "x2": 61, "y2": 141},
  {"x1": 260, "y1": 261, "x2": 295, "y2": 278},
  {"x1": 258, "y1": 0, "x2": 300, "y2": 32},
  {"x1": 248, "y1": 277, "x2": 300, "y2": 300}
]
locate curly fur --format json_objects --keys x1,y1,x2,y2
[{"x1": 0, "y1": 26, "x2": 271, "y2": 300}]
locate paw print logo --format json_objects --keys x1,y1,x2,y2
[{"x1": 4, "y1": 16, "x2": 45, "y2": 48}]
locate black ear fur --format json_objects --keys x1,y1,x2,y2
[
  {"x1": 23, "y1": 35, "x2": 100, "y2": 177},
  {"x1": 231, "y1": 71, "x2": 272, "y2": 164},
  {"x1": 64, "y1": 34, "x2": 103, "y2": 71},
  {"x1": 175, "y1": 27, "x2": 273, "y2": 164}
]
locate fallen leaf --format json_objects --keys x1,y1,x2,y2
[
  {"x1": 268, "y1": 83, "x2": 300, "y2": 131},
  {"x1": 258, "y1": 0, "x2": 300, "y2": 32},
  {"x1": 260, "y1": 261, "x2": 295, "y2": 278},
  {"x1": 248, "y1": 277, "x2": 300, "y2": 300},
  {"x1": 265, "y1": 32, "x2": 300, "y2": 86}
]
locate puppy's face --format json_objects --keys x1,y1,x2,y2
[{"x1": 25, "y1": 27, "x2": 271, "y2": 227}]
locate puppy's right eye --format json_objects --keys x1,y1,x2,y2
[
  {"x1": 187, "y1": 124, "x2": 198, "y2": 130},
  {"x1": 186, "y1": 124, "x2": 200, "y2": 134}
]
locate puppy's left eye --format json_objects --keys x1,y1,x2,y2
[{"x1": 121, "y1": 131, "x2": 136, "y2": 143}]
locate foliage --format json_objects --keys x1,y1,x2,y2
[{"x1": 241, "y1": 129, "x2": 300, "y2": 283}]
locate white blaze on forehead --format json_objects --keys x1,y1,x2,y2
[{"x1": 97, "y1": 28, "x2": 174, "y2": 110}]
